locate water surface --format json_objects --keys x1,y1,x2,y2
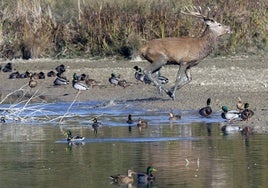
[{"x1": 0, "y1": 101, "x2": 267, "y2": 188}]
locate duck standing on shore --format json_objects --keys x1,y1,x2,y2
[{"x1": 72, "y1": 73, "x2": 89, "y2": 91}]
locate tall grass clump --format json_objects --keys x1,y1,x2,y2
[{"x1": 0, "y1": 0, "x2": 267, "y2": 59}]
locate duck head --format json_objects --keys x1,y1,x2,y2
[
  {"x1": 222, "y1": 106, "x2": 228, "y2": 112},
  {"x1": 64, "y1": 130, "x2": 72, "y2": 137},
  {"x1": 244, "y1": 103, "x2": 250, "y2": 109},
  {"x1": 146, "y1": 166, "x2": 157, "y2": 175}
]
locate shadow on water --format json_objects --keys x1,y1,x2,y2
[{"x1": 0, "y1": 100, "x2": 267, "y2": 188}]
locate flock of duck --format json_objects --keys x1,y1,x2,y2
[
  {"x1": 63, "y1": 97, "x2": 253, "y2": 186},
  {"x1": 1, "y1": 62, "x2": 255, "y2": 186}
]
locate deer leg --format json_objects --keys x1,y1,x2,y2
[
  {"x1": 144, "y1": 57, "x2": 169, "y2": 95},
  {"x1": 168, "y1": 66, "x2": 192, "y2": 100}
]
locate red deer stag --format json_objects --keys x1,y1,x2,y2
[{"x1": 140, "y1": 6, "x2": 231, "y2": 100}]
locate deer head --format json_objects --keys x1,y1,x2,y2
[{"x1": 181, "y1": 6, "x2": 231, "y2": 37}]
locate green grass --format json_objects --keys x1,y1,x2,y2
[{"x1": 0, "y1": 0, "x2": 267, "y2": 59}]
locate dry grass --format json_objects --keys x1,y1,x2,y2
[{"x1": 0, "y1": 0, "x2": 267, "y2": 59}]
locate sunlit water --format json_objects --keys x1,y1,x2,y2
[{"x1": 0, "y1": 101, "x2": 267, "y2": 188}]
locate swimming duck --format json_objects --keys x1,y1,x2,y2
[
  {"x1": 127, "y1": 114, "x2": 134, "y2": 125},
  {"x1": 0, "y1": 116, "x2": 5, "y2": 123},
  {"x1": 137, "y1": 166, "x2": 157, "y2": 184},
  {"x1": 65, "y1": 130, "x2": 85, "y2": 142},
  {"x1": 109, "y1": 73, "x2": 120, "y2": 86},
  {"x1": 236, "y1": 97, "x2": 244, "y2": 111},
  {"x1": 137, "y1": 118, "x2": 148, "y2": 131},
  {"x1": 240, "y1": 103, "x2": 254, "y2": 121},
  {"x1": 110, "y1": 169, "x2": 136, "y2": 185},
  {"x1": 221, "y1": 106, "x2": 241, "y2": 121},
  {"x1": 92, "y1": 118, "x2": 101, "y2": 134},
  {"x1": 127, "y1": 114, "x2": 133, "y2": 132},
  {"x1": 72, "y1": 73, "x2": 89, "y2": 91},
  {"x1": 169, "y1": 111, "x2": 181, "y2": 120},
  {"x1": 199, "y1": 98, "x2": 212, "y2": 117}
]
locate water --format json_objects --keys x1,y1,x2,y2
[{"x1": 0, "y1": 101, "x2": 267, "y2": 188}]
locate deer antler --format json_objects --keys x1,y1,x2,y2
[{"x1": 181, "y1": 6, "x2": 213, "y2": 20}]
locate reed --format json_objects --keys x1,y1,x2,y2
[{"x1": 0, "y1": 0, "x2": 267, "y2": 59}]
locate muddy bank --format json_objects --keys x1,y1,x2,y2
[{"x1": 0, "y1": 53, "x2": 267, "y2": 133}]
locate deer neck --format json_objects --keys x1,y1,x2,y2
[{"x1": 199, "y1": 27, "x2": 218, "y2": 57}]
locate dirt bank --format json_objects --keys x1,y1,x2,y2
[{"x1": 0, "y1": 53, "x2": 267, "y2": 133}]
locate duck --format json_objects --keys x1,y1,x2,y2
[
  {"x1": 64, "y1": 130, "x2": 85, "y2": 142},
  {"x1": 2, "y1": 62, "x2": 12, "y2": 72},
  {"x1": 110, "y1": 169, "x2": 136, "y2": 185},
  {"x1": 109, "y1": 73, "x2": 120, "y2": 86},
  {"x1": 9, "y1": 71, "x2": 20, "y2": 79},
  {"x1": 236, "y1": 97, "x2": 244, "y2": 111},
  {"x1": 199, "y1": 98, "x2": 212, "y2": 117},
  {"x1": 38, "y1": 72, "x2": 45, "y2": 79},
  {"x1": 169, "y1": 111, "x2": 181, "y2": 120},
  {"x1": 221, "y1": 106, "x2": 241, "y2": 121},
  {"x1": 134, "y1": 65, "x2": 151, "y2": 84},
  {"x1": 127, "y1": 114, "x2": 133, "y2": 132},
  {"x1": 47, "y1": 70, "x2": 56, "y2": 77},
  {"x1": 240, "y1": 103, "x2": 254, "y2": 121},
  {"x1": 55, "y1": 64, "x2": 66, "y2": 74},
  {"x1": 92, "y1": 118, "x2": 101, "y2": 134},
  {"x1": 54, "y1": 76, "x2": 69, "y2": 86},
  {"x1": 154, "y1": 71, "x2": 169, "y2": 85},
  {"x1": 127, "y1": 114, "x2": 134, "y2": 125},
  {"x1": 85, "y1": 75, "x2": 101, "y2": 87},
  {"x1": 29, "y1": 75, "x2": 37, "y2": 88},
  {"x1": 118, "y1": 79, "x2": 129, "y2": 88},
  {"x1": 0, "y1": 116, "x2": 5, "y2": 123},
  {"x1": 137, "y1": 166, "x2": 157, "y2": 184},
  {"x1": 137, "y1": 118, "x2": 148, "y2": 131},
  {"x1": 72, "y1": 73, "x2": 89, "y2": 91}
]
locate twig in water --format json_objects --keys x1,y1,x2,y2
[{"x1": 59, "y1": 91, "x2": 80, "y2": 123}]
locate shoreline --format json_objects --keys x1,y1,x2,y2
[{"x1": 0, "y1": 54, "x2": 267, "y2": 133}]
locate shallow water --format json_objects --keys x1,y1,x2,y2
[{"x1": 0, "y1": 101, "x2": 267, "y2": 188}]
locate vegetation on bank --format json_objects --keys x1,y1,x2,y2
[{"x1": 0, "y1": 0, "x2": 267, "y2": 59}]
